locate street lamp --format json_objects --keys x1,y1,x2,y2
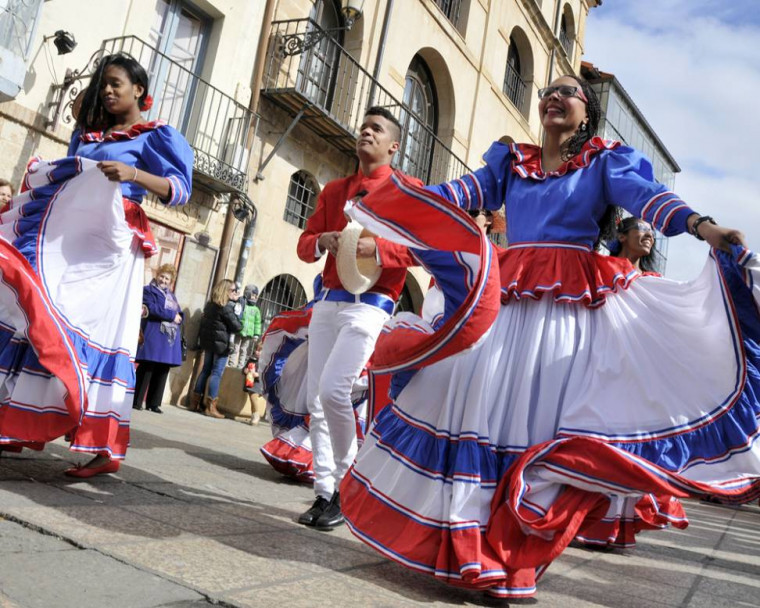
[
  {"x1": 44, "y1": 30, "x2": 77, "y2": 55},
  {"x1": 280, "y1": 0, "x2": 365, "y2": 56},
  {"x1": 341, "y1": 0, "x2": 364, "y2": 29}
]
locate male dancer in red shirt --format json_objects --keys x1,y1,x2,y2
[{"x1": 296, "y1": 106, "x2": 418, "y2": 530}]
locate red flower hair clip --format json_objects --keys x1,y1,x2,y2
[{"x1": 140, "y1": 95, "x2": 154, "y2": 112}]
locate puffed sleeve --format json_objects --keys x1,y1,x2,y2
[
  {"x1": 603, "y1": 145, "x2": 696, "y2": 236},
  {"x1": 67, "y1": 129, "x2": 82, "y2": 157},
  {"x1": 425, "y1": 141, "x2": 511, "y2": 211},
  {"x1": 140, "y1": 125, "x2": 194, "y2": 206}
]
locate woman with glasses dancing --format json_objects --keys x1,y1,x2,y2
[
  {"x1": 0, "y1": 53, "x2": 193, "y2": 477},
  {"x1": 340, "y1": 75, "x2": 758, "y2": 599}
]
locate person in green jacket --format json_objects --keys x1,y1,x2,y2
[{"x1": 231, "y1": 284, "x2": 262, "y2": 367}]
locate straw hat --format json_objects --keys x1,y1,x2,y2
[{"x1": 336, "y1": 223, "x2": 382, "y2": 294}]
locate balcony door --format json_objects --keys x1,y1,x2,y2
[
  {"x1": 147, "y1": 0, "x2": 210, "y2": 130},
  {"x1": 399, "y1": 56, "x2": 438, "y2": 181},
  {"x1": 298, "y1": 0, "x2": 342, "y2": 111}
]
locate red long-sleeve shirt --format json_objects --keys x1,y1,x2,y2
[{"x1": 297, "y1": 165, "x2": 420, "y2": 301}]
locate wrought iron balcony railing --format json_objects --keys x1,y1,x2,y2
[
  {"x1": 503, "y1": 62, "x2": 527, "y2": 116},
  {"x1": 262, "y1": 18, "x2": 470, "y2": 185},
  {"x1": 48, "y1": 36, "x2": 253, "y2": 194}
]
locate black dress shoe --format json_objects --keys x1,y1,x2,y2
[
  {"x1": 148, "y1": 406, "x2": 163, "y2": 414},
  {"x1": 314, "y1": 491, "x2": 344, "y2": 530},
  {"x1": 132, "y1": 404, "x2": 143, "y2": 411},
  {"x1": 297, "y1": 495, "x2": 330, "y2": 526}
]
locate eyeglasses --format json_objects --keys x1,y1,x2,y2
[
  {"x1": 537, "y1": 85, "x2": 588, "y2": 103},
  {"x1": 621, "y1": 222, "x2": 654, "y2": 234}
]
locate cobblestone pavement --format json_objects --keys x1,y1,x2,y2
[{"x1": 0, "y1": 405, "x2": 758, "y2": 607}]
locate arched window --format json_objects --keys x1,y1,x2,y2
[
  {"x1": 399, "y1": 56, "x2": 438, "y2": 181},
  {"x1": 559, "y1": 10, "x2": 574, "y2": 59},
  {"x1": 283, "y1": 170, "x2": 318, "y2": 229},
  {"x1": 258, "y1": 274, "x2": 308, "y2": 329},
  {"x1": 503, "y1": 38, "x2": 526, "y2": 114}
]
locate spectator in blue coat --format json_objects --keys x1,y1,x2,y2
[{"x1": 133, "y1": 264, "x2": 184, "y2": 413}]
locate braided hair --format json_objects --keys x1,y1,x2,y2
[
  {"x1": 554, "y1": 74, "x2": 619, "y2": 250},
  {"x1": 77, "y1": 53, "x2": 150, "y2": 132}
]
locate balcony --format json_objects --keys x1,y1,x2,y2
[
  {"x1": 261, "y1": 18, "x2": 470, "y2": 185},
  {"x1": 48, "y1": 36, "x2": 253, "y2": 194}
]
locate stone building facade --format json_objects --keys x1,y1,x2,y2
[{"x1": 0, "y1": 0, "x2": 599, "y2": 411}]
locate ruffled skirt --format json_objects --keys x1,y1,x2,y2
[
  {"x1": 0, "y1": 157, "x2": 154, "y2": 459},
  {"x1": 340, "y1": 174, "x2": 760, "y2": 598},
  {"x1": 259, "y1": 308, "x2": 368, "y2": 481}
]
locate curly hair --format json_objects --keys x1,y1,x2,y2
[
  {"x1": 558, "y1": 74, "x2": 602, "y2": 161},
  {"x1": 155, "y1": 263, "x2": 177, "y2": 280},
  {"x1": 77, "y1": 53, "x2": 150, "y2": 132},
  {"x1": 553, "y1": 74, "x2": 620, "y2": 251}
]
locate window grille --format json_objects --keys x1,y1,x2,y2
[
  {"x1": 559, "y1": 15, "x2": 573, "y2": 59},
  {"x1": 399, "y1": 56, "x2": 437, "y2": 180},
  {"x1": 284, "y1": 171, "x2": 318, "y2": 229},
  {"x1": 433, "y1": 0, "x2": 463, "y2": 27},
  {"x1": 503, "y1": 39, "x2": 526, "y2": 114},
  {"x1": 259, "y1": 274, "x2": 308, "y2": 329}
]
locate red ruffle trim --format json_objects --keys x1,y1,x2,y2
[
  {"x1": 1, "y1": 408, "x2": 129, "y2": 459},
  {"x1": 80, "y1": 120, "x2": 167, "y2": 143},
  {"x1": 509, "y1": 137, "x2": 620, "y2": 181},
  {"x1": 260, "y1": 438, "x2": 313, "y2": 483},
  {"x1": 496, "y1": 245, "x2": 641, "y2": 308},
  {"x1": 574, "y1": 495, "x2": 687, "y2": 548},
  {"x1": 123, "y1": 199, "x2": 158, "y2": 257}
]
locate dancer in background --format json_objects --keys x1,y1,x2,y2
[
  {"x1": 609, "y1": 216, "x2": 660, "y2": 274},
  {"x1": 0, "y1": 53, "x2": 192, "y2": 477}
]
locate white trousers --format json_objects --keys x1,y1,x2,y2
[{"x1": 307, "y1": 300, "x2": 389, "y2": 499}]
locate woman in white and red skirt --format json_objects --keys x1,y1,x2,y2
[{"x1": 340, "y1": 75, "x2": 758, "y2": 599}]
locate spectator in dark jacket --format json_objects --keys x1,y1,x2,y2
[
  {"x1": 133, "y1": 264, "x2": 184, "y2": 413},
  {"x1": 190, "y1": 279, "x2": 242, "y2": 418}
]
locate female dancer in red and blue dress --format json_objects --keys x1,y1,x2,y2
[
  {"x1": 259, "y1": 275, "x2": 369, "y2": 483},
  {"x1": 0, "y1": 53, "x2": 193, "y2": 477},
  {"x1": 340, "y1": 75, "x2": 759, "y2": 599}
]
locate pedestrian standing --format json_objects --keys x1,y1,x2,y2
[
  {"x1": 133, "y1": 264, "x2": 184, "y2": 414},
  {"x1": 190, "y1": 279, "x2": 242, "y2": 418},
  {"x1": 232, "y1": 284, "x2": 262, "y2": 367},
  {"x1": 0, "y1": 178, "x2": 14, "y2": 212}
]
